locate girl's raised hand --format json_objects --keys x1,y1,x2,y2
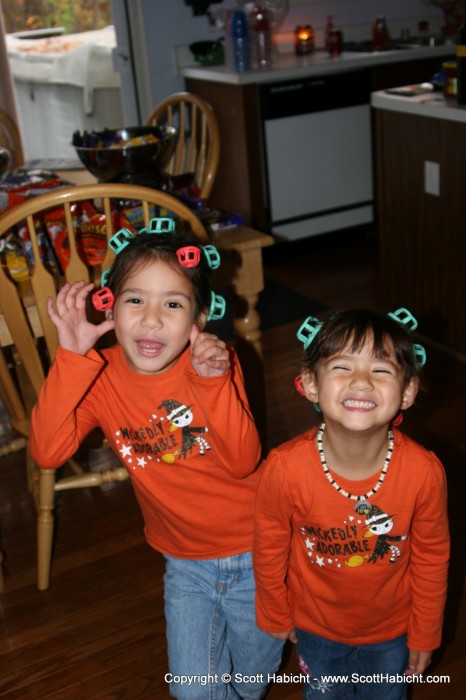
[
  {"x1": 47, "y1": 281, "x2": 115, "y2": 356},
  {"x1": 190, "y1": 325, "x2": 230, "y2": 377}
]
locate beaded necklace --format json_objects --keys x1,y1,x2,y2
[{"x1": 316, "y1": 422, "x2": 394, "y2": 513}]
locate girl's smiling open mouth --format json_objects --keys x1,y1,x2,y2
[
  {"x1": 342, "y1": 399, "x2": 376, "y2": 410},
  {"x1": 136, "y1": 339, "x2": 165, "y2": 356}
]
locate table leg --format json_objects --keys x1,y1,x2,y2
[
  {"x1": 215, "y1": 227, "x2": 274, "y2": 448},
  {"x1": 233, "y1": 292, "x2": 261, "y2": 353},
  {"x1": 215, "y1": 226, "x2": 274, "y2": 357}
]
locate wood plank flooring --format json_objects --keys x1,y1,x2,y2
[{"x1": 0, "y1": 229, "x2": 464, "y2": 699}]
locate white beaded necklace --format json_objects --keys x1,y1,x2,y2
[{"x1": 316, "y1": 422, "x2": 394, "y2": 512}]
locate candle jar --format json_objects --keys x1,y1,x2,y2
[{"x1": 294, "y1": 25, "x2": 315, "y2": 56}]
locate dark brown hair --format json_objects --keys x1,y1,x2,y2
[
  {"x1": 301, "y1": 309, "x2": 423, "y2": 384},
  {"x1": 105, "y1": 229, "x2": 213, "y2": 318}
]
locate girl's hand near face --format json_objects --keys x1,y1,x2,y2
[
  {"x1": 47, "y1": 281, "x2": 115, "y2": 356},
  {"x1": 190, "y1": 325, "x2": 230, "y2": 377}
]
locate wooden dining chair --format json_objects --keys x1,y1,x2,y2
[
  {"x1": 0, "y1": 108, "x2": 25, "y2": 169},
  {"x1": 145, "y1": 92, "x2": 220, "y2": 200},
  {"x1": 0, "y1": 183, "x2": 209, "y2": 590}
]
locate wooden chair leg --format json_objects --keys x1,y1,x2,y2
[
  {"x1": 37, "y1": 468, "x2": 56, "y2": 591},
  {"x1": 26, "y1": 444, "x2": 37, "y2": 493}
]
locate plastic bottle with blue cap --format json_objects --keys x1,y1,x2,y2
[{"x1": 225, "y1": 7, "x2": 251, "y2": 73}]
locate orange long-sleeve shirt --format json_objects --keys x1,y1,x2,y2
[
  {"x1": 253, "y1": 427, "x2": 449, "y2": 652},
  {"x1": 30, "y1": 344, "x2": 262, "y2": 559}
]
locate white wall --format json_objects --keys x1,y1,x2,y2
[
  {"x1": 113, "y1": 0, "x2": 444, "y2": 121},
  {"x1": 278, "y1": 1, "x2": 445, "y2": 46}
]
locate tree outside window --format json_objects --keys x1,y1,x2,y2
[{"x1": 2, "y1": 0, "x2": 113, "y2": 34}]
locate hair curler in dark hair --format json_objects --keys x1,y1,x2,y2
[{"x1": 298, "y1": 308, "x2": 424, "y2": 384}]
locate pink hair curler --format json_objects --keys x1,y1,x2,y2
[
  {"x1": 294, "y1": 375, "x2": 305, "y2": 395},
  {"x1": 92, "y1": 286, "x2": 114, "y2": 311},
  {"x1": 176, "y1": 246, "x2": 201, "y2": 268}
]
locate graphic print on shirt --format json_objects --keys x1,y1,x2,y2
[
  {"x1": 364, "y1": 504, "x2": 407, "y2": 564},
  {"x1": 301, "y1": 503, "x2": 407, "y2": 570},
  {"x1": 113, "y1": 397, "x2": 211, "y2": 470}
]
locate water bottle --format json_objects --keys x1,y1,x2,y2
[{"x1": 225, "y1": 10, "x2": 251, "y2": 73}]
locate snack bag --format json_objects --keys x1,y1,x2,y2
[
  {"x1": 77, "y1": 203, "x2": 135, "y2": 267},
  {"x1": 0, "y1": 234, "x2": 30, "y2": 282}
]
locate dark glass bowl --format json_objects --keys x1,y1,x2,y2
[{"x1": 72, "y1": 126, "x2": 178, "y2": 182}]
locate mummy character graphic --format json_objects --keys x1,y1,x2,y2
[
  {"x1": 158, "y1": 398, "x2": 211, "y2": 463},
  {"x1": 364, "y1": 505, "x2": 407, "y2": 563}
]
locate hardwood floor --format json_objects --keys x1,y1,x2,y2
[{"x1": 0, "y1": 229, "x2": 464, "y2": 699}]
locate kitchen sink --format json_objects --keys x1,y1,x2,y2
[
  {"x1": 342, "y1": 41, "x2": 410, "y2": 52},
  {"x1": 400, "y1": 34, "x2": 450, "y2": 47},
  {"x1": 342, "y1": 35, "x2": 448, "y2": 53}
]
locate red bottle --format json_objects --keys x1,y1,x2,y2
[
  {"x1": 251, "y1": 6, "x2": 273, "y2": 68},
  {"x1": 325, "y1": 15, "x2": 334, "y2": 52},
  {"x1": 372, "y1": 15, "x2": 390, "y2": 51}
]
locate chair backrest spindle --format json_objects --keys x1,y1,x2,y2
[{"x1": 146, "y1": 92, "x2": 220, "y2": 200}]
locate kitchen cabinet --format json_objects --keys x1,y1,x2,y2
[
  {"x1": 371, "y1": 56, "x2": 448, "y2": 91},
  {"x1": 184, "y1": 80, "x2": 265, "y2": 227},
  {"x1": 372, "y1": 90, "x2": 466, "y2": 355},
  {"x1": 183, "y1": 47, "x2": 454, "y2": 236}
]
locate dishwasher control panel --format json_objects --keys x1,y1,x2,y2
[{"x1": 259, "y1": 69, "x2": 371, "y2": 119}]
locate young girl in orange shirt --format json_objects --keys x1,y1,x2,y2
[{"x1": 254, "y1": 308, "x2": 449, "y2": 699}]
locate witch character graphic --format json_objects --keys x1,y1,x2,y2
[
  {"x1": 364, "y1": 504, "x2": 407, "y2": 564},
  {"x1": 159, "y1": 398, "x2": 211, "y2": 463}
]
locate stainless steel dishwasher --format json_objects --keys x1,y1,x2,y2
[{"x1": 259, "y1": 69, "x2": 374, "y2": 241}]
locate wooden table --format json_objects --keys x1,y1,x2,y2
[{"x1": 214, "y1": 225, "x2": 273, "y2": 356}]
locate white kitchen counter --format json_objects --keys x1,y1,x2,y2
[
  {"x1": 371, "y1": 87, "x2": 466, "y2": 123},
  {"x1": 181, "y1": 45, "x2": 454, "y2": 85}
]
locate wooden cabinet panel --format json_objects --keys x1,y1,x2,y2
[
  {"x1": 375, "y1": 109, "x2": 466, "y2": 354},
  {"x1": 185, "y1": 79, "x2": 267, "y2": 229},
  {"x1": 372, "y1": 55, "x2": 453, "y2": 91}
]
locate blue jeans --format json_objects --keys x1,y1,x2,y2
[
  {"x1": 296, "y1": 629, "x2": 409, "y2": 699},
  {"x1": 163, "y1": 552, "x2": 284, "y2": 700}
]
